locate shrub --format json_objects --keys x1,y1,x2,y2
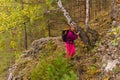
[{"x1": 30, "y1": 54, "x2": 78, "y2": 80}]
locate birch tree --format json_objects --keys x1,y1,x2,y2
[
  {"x1": 86, "y1": 0, "x2": 89, "y2": 30},
  {"x1": 57, "y1": 0, "x2": 99, "y2": 46},
  {"x1": 57, "y1": 0, "x2": 91, "y2": 46}
]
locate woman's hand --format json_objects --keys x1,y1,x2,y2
[{"x1": 76, "y1": 31, "x2": 80, "y2": 35}]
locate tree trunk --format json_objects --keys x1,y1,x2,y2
[
  {"x1": 22, "y1": 1, "x2": 28, "y2": 50},
  {"x1": 86, "y1": 0, "x2": 89, "y2": 30},
  {"x1": 57, "y1": 0, "x2": 99, "y2": 46},
  {"x1": 24, "y1": 23, "x2": 27, "y2": 50},
  {"x1": 85, "y1": 0, "x2": 99, "y2": 46},
  {"x1": 56, "y1": 0, "x2": 91, "y2": 46},
  {"x1": 111, "y1": 0, "x2": 115, "y2": 20},
  {"x1": 48, "y1": 20, "x2": 51, "y2": 37}
]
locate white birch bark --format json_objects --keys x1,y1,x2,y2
[
  {"x1": 86, "y1": 0, "x2": 89, "y2": 30},
  {"x1": 56, "y1": 0, "x2": 76, "y2": 27},
  {"x1": 56, "y1": 0, "x2": 92, "y2": 45}
]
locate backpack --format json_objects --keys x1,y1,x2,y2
[{"x1": 62, "y1": 29, "x2": 69, "y2": 42}]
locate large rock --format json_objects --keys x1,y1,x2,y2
[{"x1": 7, "y1": 37, "x2": 62, "y2": 80}]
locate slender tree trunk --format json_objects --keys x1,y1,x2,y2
[
  {"x1": 86, "y1": 0, "x2": 89, "y2": 30},
  {"x1": 111, "y1": 0, "x2": 115, "y2": 21},
  {"x1": 48, "y1": 25, "x2": 51, "y2": 37},
  {"x1": 24, "y1": 23, "x2": 27, "y2": 50},
  {"x1": 21, "y1": 1, "x2": 28, "y2": 50},
  {"x1": 48, "y1": 20, "x2": 51, "y2": 37}
]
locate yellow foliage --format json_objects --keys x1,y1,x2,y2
[
  {"x1": 0, "y1": 27, "x2": 4, "y2": 31},
  {"x1": 104, "y1": 77, "x2": 109, "y2": 80},
  {"x1": 10, "y1": 41, "x2": 16, "y2": 49},
  {"x1": 23, "y1": 10, "x2": 29, "y2": 16},
  {"x1": 88, "y1": 69, "x2": 101, "y2": 75}
]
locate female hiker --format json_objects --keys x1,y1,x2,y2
[{"x1": 65, "y1": 25, "x2": 80, "y2": 59}]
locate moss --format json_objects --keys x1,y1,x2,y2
[{"x1": 41, "y1": 40, "x2": 57, "y2": 54}]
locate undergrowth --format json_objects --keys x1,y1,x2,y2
[{"x1": 30, "y1": 53, "x2": 78, "y2": 80}]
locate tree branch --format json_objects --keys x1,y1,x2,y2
[{"x1": 56, "y1": 0, "x2": 76, "y2": 26}]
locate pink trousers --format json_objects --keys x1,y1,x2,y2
[{"x1": 65, "y1": 43, "x2": 76, "y2": 58}]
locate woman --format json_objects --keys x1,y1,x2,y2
[{"x1": 65, "y1": 25, "x2": 80, "y2": 59}]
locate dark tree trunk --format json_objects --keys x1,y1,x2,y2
[
  {"x1": 76, "y1": 27, "x2": 91, "y2": 46},
  {"x1": 47, "y1": 20, "x2": 51, "y2": 37},
  {"x1": 48, "y1": 24, "x2": 51, "y2": 37},
  {"x1": 24, "y1": 23, "x2": 27, "y2": 50},
  {"x1": 22, "y1": 1, "x2": 28, "y2": 50}
]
